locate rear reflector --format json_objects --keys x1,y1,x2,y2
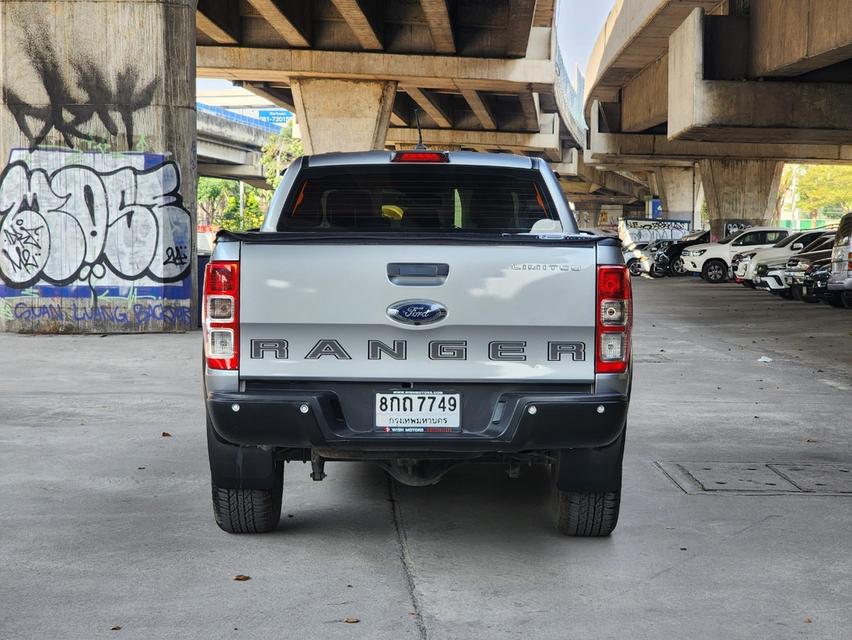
[
  {"x1": 596, "y1": 265, "x2": 632, "y2": 374},
  {"x1": 203, "y1": 261, "x2": 240, "y2": 370},
  {"x1": 392, "y1": 151, "x2": 449, "y2": 163}
]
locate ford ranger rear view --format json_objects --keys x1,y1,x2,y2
[{"x1": 203, "y1": 150, "x2": 632, "y2": 536}]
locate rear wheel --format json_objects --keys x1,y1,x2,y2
[
  {"x1": 843, "y1": 293, "x2": 852, "y2": 309},
  {"x1": 549, "y1": 435, "x2": 624, "y2": 537},
  {"x1": 552, "y1": 489, "x2": 621, "y2": 537},
  {"x1": 702, "y1": 260, "x2": 728, "y2": 283},
  {"x1": 212, "y1": 471, "x2": 283, "y2": 534},
  {"x1": 827, "y1": 295, "x2": 846, "y2": 309}
]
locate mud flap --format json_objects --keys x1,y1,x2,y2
[
  {"x1": 556, "y1": 428, "x2": 626, "y2": 492},
  {"x1": 207, "y1": 415, "x2": 279, "y2": 490}
]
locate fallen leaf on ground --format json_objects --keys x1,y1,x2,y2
[
  {"x1": 343, "y1": 617, "x2": 360, "y2": 624},
  {"x1": 233, "y1": 574, "x2": 251, "y2": 581},
  {"x1": 110, "y1": 625, "x2": 122, "y2": 631},
  {"x1": 805, "y1": 618, "x2": 812, "y2": 623},
  {"x1": 161, "y1": 432, "x2": 172, "y2": 437}
]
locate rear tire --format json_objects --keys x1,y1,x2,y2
[
  {"x1": 552, "y1": 489, "x2": 621, "y2": 537},
  {"x1": 212, "y1": 468, "x2": 283, "y2": 534},
  {"x1": 827, "y1": 296, "x2": 846, "y2": 309},
  {"x1": 702, "y1": 260, "x2": 728, "y2": 283}
]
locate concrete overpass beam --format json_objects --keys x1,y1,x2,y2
[
  {"x1": 291, "y1": 78, "x2": 397, "y2": 154},
  {"x1": 654, "y1": 166, "x2": 698, "y2": 221},
  {"x1": 750, "y1": 0, "x2": 852, "y2": 77},
  {"x1": 459, "y1": 89, "x2": 497, "y2": 130},
  {"x1": 197, "y1": 0, "x2": 240, "y2": 44},
  {"x1": 244, "y1": 0, "x2": 311, "y2": 48},
  {"x1": 698, "y1": 159, "x2": 783, "y2": 240},
  {"x1": 406, "y1": 87, "x2": 453, "y2": 129},
  {"x1": 329, "y1": 0, "x2": 384, "y2": 51},
  {"x1": 622, "y1": 54, "x2": 668, "y2": 133},
  {"x1": 385, "y1": 125, "x2": 561, "y2": 160},
  {"x1": 668, "y1": 9, "x2": 852, "y2": 145},
  {"x1": 0, "y1": 0, "x2": 196, "y2": 333},
  {"x1": 418, "y1": 0, "x2": 456, "y2": 54}
]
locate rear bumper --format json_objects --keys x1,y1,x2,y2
[
  {"x1": 827, "y1": 274, "x2": 852, "y2": 291},
  {"x1": 206, "y1": 386, "x2": 628, "y2": 453}
]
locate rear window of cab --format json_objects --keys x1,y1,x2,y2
[{"x1": 276, "y1": 164, "x2": 561, "y2": 233}]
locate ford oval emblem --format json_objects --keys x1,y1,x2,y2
[{"x1": 387, "y1": 300, "x2": 448, "y2": 326}]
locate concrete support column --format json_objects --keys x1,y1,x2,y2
[
  {"x1": 291, "y1": 78, "x2": 397, "y2": 155},
  {"x1": 699, "y1": 159, "x2": 783, "y2": 240},
  {"x1": 0, "y1": 1, "x2": 196, "y2": 333},
  {"x1": 572, "y1": 204, "x2": 602, "y2": 230},
  {"x1": 654, "y1": 166, "x2": 698, "y2": 222},
  {"x1": 598, "y1": 205, "x2": 623, "y2": 229}
]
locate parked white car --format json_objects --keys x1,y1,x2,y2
[
  {"x1": 622, "y1": 242, "x2": 649, "y2": 276},
  {"x1": 735, "y1": 230, "x2": 830, "y2": 285},
  {"x1": 682, "y1": 226, "x2": 790, "y2": 283}
]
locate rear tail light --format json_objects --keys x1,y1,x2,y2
[
  {"x1": 847, "y1": 251, "x2": 852, "y2": 272},
  {"x1": 596, "y1": 265, "x2": 632, "y2": 374},
  {"x1": 392, "y1": 151, "x2": 449, "y2": 163},
  {"x1": 203, "y1": 261, "x2": 240, "y2": 370}
]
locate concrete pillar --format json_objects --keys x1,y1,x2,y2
[
  {"x1": 573, "y1": 204, "x2": 602, "y2": 230},
  {"x1": 598, "y1": 205, "x2": 623, "y2": 229},
  {"x1": 291, "y1": 78, "x2": 397, "y2": 155},
  {"x1": 698, "y1": 159, "x2": 783, "y2": 240},
  {"x1": 0, "y1": 1, "x2": 196, "y2": 333},
  {"x1": 654, "y1": 166, "x2": 698, "y2": 222}
]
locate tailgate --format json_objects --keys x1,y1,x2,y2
[{"x1": 239, "y1": 243, "x2": 597, "y2": 382}]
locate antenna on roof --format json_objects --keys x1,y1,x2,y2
[{"x1": 414, "y1": 108, "x2": 426, "y2": 150}]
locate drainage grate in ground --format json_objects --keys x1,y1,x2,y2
[{"x1": 656, "y1": 462, "x2": 852, "y2": 495}]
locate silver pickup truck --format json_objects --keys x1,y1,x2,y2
[{"x1": 202, "y1": 150, "x2": 632, "y2": 536}]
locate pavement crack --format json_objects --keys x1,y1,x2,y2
[{"x1": 387, "y1": 476, "x2": 428, "y2": 640}]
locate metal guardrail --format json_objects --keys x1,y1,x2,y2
[
  {"x1": 196, "y1": 102, "x2": 282, "y2": 134},
  {"x1": 554, "y1": 39, "x2": 588, "y2": 148}
]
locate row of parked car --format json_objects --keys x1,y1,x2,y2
[{"x1": 621, "y1": 212, "x2": 852, "y2": 309}]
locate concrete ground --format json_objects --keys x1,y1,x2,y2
[{"x1": 1, "y1": 277, "x2": 850, "y2": 640}]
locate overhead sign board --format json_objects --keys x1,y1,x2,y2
[{"x1": 256, "y1": 109, "x2": 293, "y2": 125}]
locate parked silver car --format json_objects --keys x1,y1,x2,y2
[{"x1": 827, "y1": 212, "x2": 852, "y2": 308}]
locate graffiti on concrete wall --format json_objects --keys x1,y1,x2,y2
[
  {"x1": 619, "y1": 218, "x2": 691, "y2": 244},
  {"x1": 0, "y1": 150, "x2": 192, "y2": 331},
  {"x1": 0, "y1": 152, "x2": 191, "y2": 291},
  {"x1": 4, "y1": 20, "x2": 157, "y2": 151},
  {"x1": 724, "y1": 221, "x2": 753, "y2": 237}
]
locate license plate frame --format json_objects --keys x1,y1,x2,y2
[{"x1": 375, "y1": 391, "x2": 461, "y2": 434}]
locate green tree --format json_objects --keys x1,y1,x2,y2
[
  {"x1": 261, "y1": 118, "x2": 304, "y2": 188},
  {"x1": 796, "y1": 165, "x2": 852, "y2": 219},
  {"x1": 213, "y1": 184, "x2": 272, "y2": 231},
  {"x1": 197, "y1": 177, "x2": 236, "y2": 226}
]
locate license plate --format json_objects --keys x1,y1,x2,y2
[{"x1": 375, "y1": 392, "x2": 461, "y2": 433}]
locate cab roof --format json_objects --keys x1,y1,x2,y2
[{"x1": 305, "y1": 150, "x2": 538, "y2": 170}]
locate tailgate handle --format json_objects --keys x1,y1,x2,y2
[{"x1": 387, "y1": 263, "x2": 449, "y2": 286}]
